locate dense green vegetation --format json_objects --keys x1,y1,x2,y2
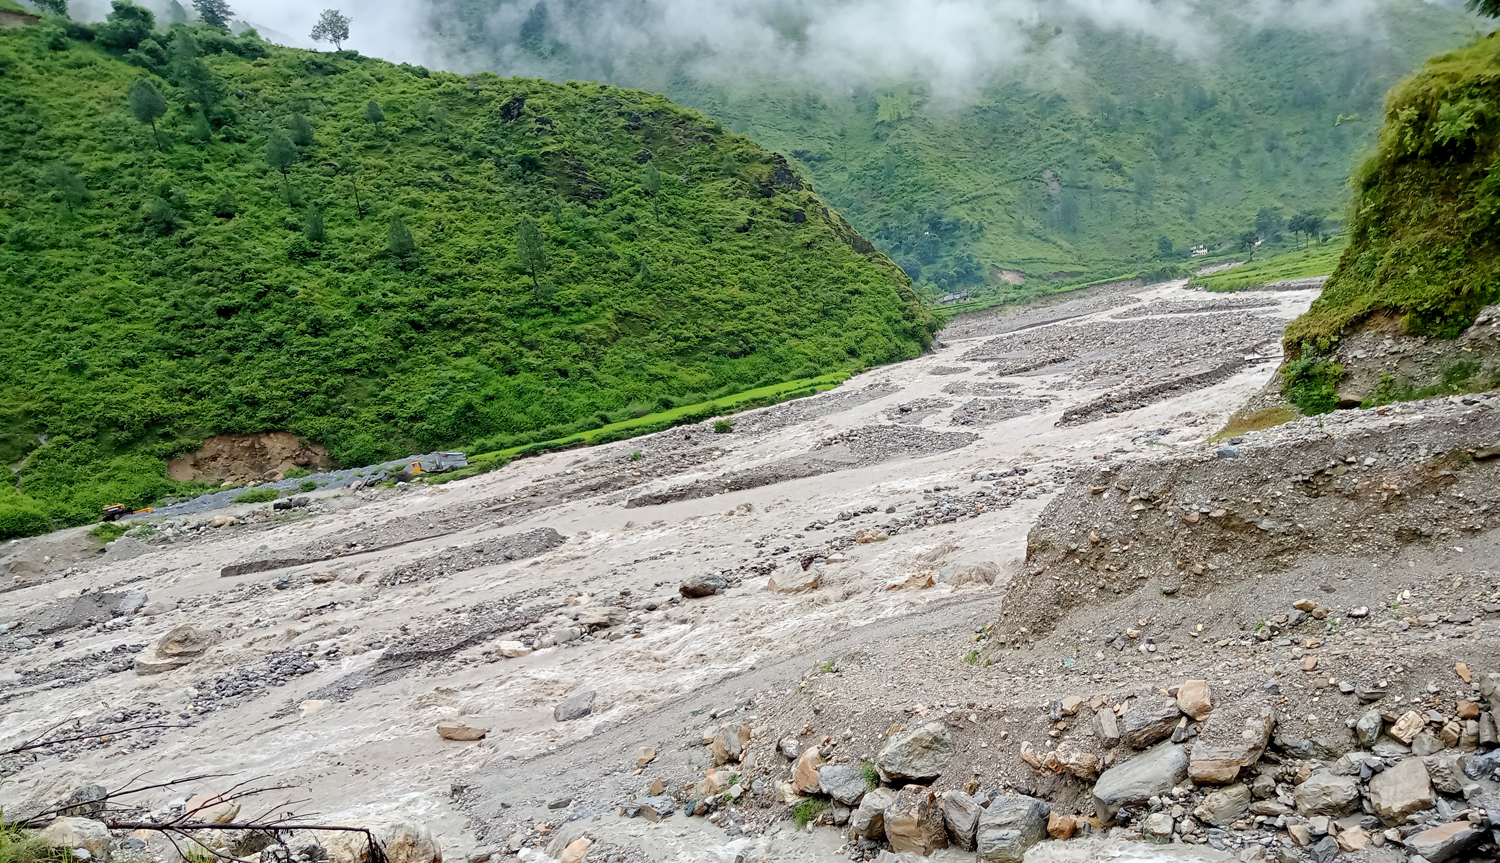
[
  {"x1": 1287, "y1": 30, "x2": 1500, "y2": 352},
  {"x1": 0, "y1": 10, "x2": 931, "y2": 537},
  {"x1": 1189, "y1": 239, "x2": 1348, "y2": 292},
  {"x1": 424, "y1": 0, "x2": 1478, "y2": 299}
]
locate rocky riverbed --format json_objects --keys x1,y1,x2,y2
[{"x1": 2, "y1": 279, "x2": 1497, "y2": 863}]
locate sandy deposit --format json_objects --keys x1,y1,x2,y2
[{"x1": 3, "y1": 279, "x2": 1496, "y2": 863}]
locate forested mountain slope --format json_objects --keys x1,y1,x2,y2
[
  {"x1": 0, "y1": 8, "x2": 929, "y2": 536},
  {"x1": 422, "y1": 0, "x2": 1480, "y2": 297}
]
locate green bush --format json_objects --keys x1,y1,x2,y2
[
  {"x1": 0, "y1": 497, "x2": 50, "y2": 540},
  {"x1": 299, "y1": 479, "x2": 318, "y2": 492},
  {"x1": 0, "y1": 819, "x2": 76, "y2": 863},
  {"x1": 233, "y1": 488, "x2": 279, "y2": 504},
  {"x1": 283, "y1": 466, "x2": 311, "y2": 479},
  {"x1": 713, "y1": 419, "x2": 734, "y2": 434}
]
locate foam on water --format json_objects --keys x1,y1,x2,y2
[{"x1": 1025, "y1": 838, "x2": 1234, "y2": 863}]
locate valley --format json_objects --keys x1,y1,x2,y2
[{"x1": 5, "y1": 278, "x2": 1496, "y2": 862}]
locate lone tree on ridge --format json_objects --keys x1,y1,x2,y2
[
  {"x1": 127, "y1": 77, "x2": 168, "y2": 151},
  {"x1": 193, "y1": 0, "x2": 233, "y2": 30},
  {"x1": 310, "y1": 9, "x2": 351, "y2": 50}
]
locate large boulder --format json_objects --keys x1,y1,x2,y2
[
  {"x1": 1193, "y1": 784, "x2": 1250, "y2": 827},
  {"x1": 849, "y1": 787, "x2": 899, "y2": 842},
  {"x1": 679, "y1": 573, "x2": 728, "y2": 598},
  {"x1": 553, "y1": 690, "x2": 596, "y2": 722},
  {"x1": 1188, "y1": 699, "x2": 1275, "y2": 784},
  {"x1": 876, "y1": 722, "x2": 954, "y2": 784},
  {"x1": 817, "y1": 763, "x2": 869, "y2": 806},
  {"x1": 1119, "y1": 697, "x2": 1182, "y2": 749},
  {"x1": 1406, "y1": 821, "x2": 1485, "y2": 862},
  {"x1": 942, "y1": 791, "x2": 982, "y2": 851},
  {"x1": 1091, "y1": 743, "x2": 1188, "y2": 826},
  {"x1": 975, "y1": 795, "x2": 1049, "y2": 863},
  {"x1": 322, "y1": 818, "x2": 441, "y2": 863},
  {"x1": 40, "y1": 817, "x2": 112, "y2": 860},
  {"x1": 883, "y1": 785, "x2": 947, "y2": 856},
  {"x1": 134, "y1": 624, "x2": 215, "y2": 675},
  {"x1": 55, "y1": 784, "x2": 107, "y2": 819},
  {"x1": 1293, "y1": 772, "x2": 1359, "y2": 817},
  {"x1": 710, "y1": 722, "x2": 751, "y2": 765},
  {"x1": 1478, "y1": 671, "x2": 1499, "y2": 714},
  {"x1": 1368, "y1": 757, "x2": 1432, "y2": 824}
]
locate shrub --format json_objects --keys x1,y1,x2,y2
[
  {"x1": 233, "y1": 488, "x2": 278, "y2": 504},
  {"x1": 283, "y1": 466, "x2": 311, "y2": 479},
  {"x1": 713, "y1": 419, "x2": 733, "y2": 434},
  {"x1": 0, "y1": 497, "x2": 51, "y2": 540},
  {"x1": 299, "y1": 479, "x2": 317, "y2": 492}
]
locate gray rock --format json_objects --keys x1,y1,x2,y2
[
  {"x1": 113, "y1": 594, "x2": 148, "y2": 616},
  {"x1": 1216, "y1": 445, "x2": 1240, "y2": 459},
  {"x1": 553, "y1": 689, "x2": 596, "y2": 722},
  {"x1": 875, "y1": 721, "x2": 954, "y2": 784},
  {"x1": 849, "y1": 787, "x2": 898, "y2": 842},
  {"x1": 975, "y1": 795, "x2": 1049, "y2": 863},
  {"x1": 1463, "y1": 747, "x2": 1500, "y2": 779},
  {"x1": 1194, "y1": 784, "x2": 1251, "y2": 827},
  {"x1": 1423, "y1": 753, "x2": 1469, "y2": 795},
  {"x1": 779, "y1": 737, "x2": 799, "y2": 759},
  {"x1": 1092, "y1": 742, "x2": 1188, "y2": 826},
  {"x1": 56, "y1": 784, "x2": 108, "y2": 819},
  {"x1": 1092, "y1": 708, "x2": 1120, "y2": 748},
  {"x1": 1293, "y1": 771, "x2": 1359, "y2": 816},
  {"x1": 1405, "y1": 821, "x2": 1484, "y2": 862},
  {"x1": 1119, "y1": 696, "x2": 1182, "y2": 749},
  {"x1": 942, "y1": 790, "x2": 982, "y2": 851},
  {"x1": 1368, "y1": 757, "x2": 1432, "y2": 824},
  {"x1": 1142, "y1": 811, "x2": 1174, "y2": 844},
  {"x1": 817, "y1": 763, "x2": 869, "y2": 806},
  {"x1": 1478, "y1": 671, "x2": 1499, "y2": 714},
  {"x1": 1356, "y1": 709, "x2": 1383, "y2": 746},
  {"x1": 22, "y1": 592, "x2": 128, "y2": 635},
  {"x1": 679, "y1": 573, "x2": 728, "y2": 598}
]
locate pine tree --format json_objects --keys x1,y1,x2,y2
[
  {"x1": 365, "y1": 100, "x2": 385, "y2": 131},
  {"x1": 47, "y1": 162, "x2": 86, "y2": 213},
  {"x1": 516, "y1": 217, "x2": 547, "y2": 289},
  {"x1": 310, "y1": 9, "x2": 351, "y2": 51},
  {"x1": 127, "y1": 77, "x2": 168, "y2": 151},
  {"x1": 289, "y1": 113, "x2": 314, "y2": 147},
  {"x1": 193, "y1": 0, "x2": 233, "y2": 31},
  {"x1": 387, "y1": 214, "x2": 414, "y2": 257},
  {"x1": 167, "y1": 0, "x2": 187, "y2": 24},
  {"x1": 1468, "y1": 1, "x2": 1500, "y2": 16},
  {"x1": 181, "y1": 57, "x2": 224, "y2": 119},
  {"x1": 335, "y1": 142, "x2": 363, "y2": 219},
  {"x1": 303, "y1": 207, "x2": 325, "y2": 243},
  {"x1": 34, "y1": 0, "x2": 68, "y2": 16},
  {"x1": 266, "y1": 131, "x2": 297, "y2": 201}
]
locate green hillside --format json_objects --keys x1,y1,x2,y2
[
  {"x1": 423, "y1": 0, "x2": 1479, "y2": 299},
  {"x1": 1288, "y1": 30, "x2": 1500, "y2": 348},
  {"x1": 0, "y1": 8, "x2": 930, "y2": 537}
]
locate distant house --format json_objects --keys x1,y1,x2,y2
[
  {"x1": 937, "y1": 292, "x2": 971, "y2": 305},
  {"x1": 1190, "y1": 245, "x2": 1209, "y2": 257}
]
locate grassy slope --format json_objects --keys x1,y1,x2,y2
[
  {"x1": 1286, "y1": 30, "x2": 1500, "y2": 350},
  {"x1": 426, "y1": 0, "x2": 1478, "y2": 298},
  {"x1": 1189, "y1": 240, "x2": 1348, "y2": 291},
  {"x1": 0, "y1": 18, "x2": 930, "y2": 537}
]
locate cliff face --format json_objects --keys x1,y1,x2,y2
[{"x1": 1281, "y1": 32, "x2": 1500, "y2": 413}]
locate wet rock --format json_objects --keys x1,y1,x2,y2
[
  {"x1": 436, "y1": 723, "x2": 487, "y2": 741},
  {"x1": 134, "y1": 624, "x2": 215, "y2": 675},
  {"x1": 40, "y1": 817, "x2": 111, "y2": 859},
  {"x1": 1293, "y1": 772, "x2": 1359, "y2": 817},
  {"x1": 943, "y1": 790, "x2": 982, "y2": 851},
  {"x1": 553, "y1": 689, "x2": 596, "y2": 722},
  {"x1": 850, "y1": 787, "x2": 898, "y2": 841},
  {"x1": 1367, "y1": 757, "x2": 1431, "y2": 824},
  {"x1": 1119, "y1": 696, "x2": 1182, "y2": 748},
  {"x1": 185, "y1": 793, "x2": 240, "y2": 824},
  {"x1": 679, "y1": 573, "x2": 727, "y2": 598},
  {"x1": 818, "y1": 763, "x2": 869, "y2": 806},
  {"x1": 1405, "y1": 821, "x2": 1484, "y2": 862},
  {"x1": 767, "y1": 567, "x2": 819, "y2": 594},
  {"x1": 876, "y1": 721, "x2": 954, "y2": 784},
  {"x1": 1190, "y1": 699, "x2": 1275, "y2": 784},
  {"x1": 975, "y1": 794, "x2": 1050, "y2": 863},
  {"x1": 884, "y1": 785, "x2": 947, "y2": 856},
  {"x1": 1091, "y1": 742, "x2": 1187, "y2": 826},
  {"x1": 321, "y1": 818, "x2": 440, "y2": 863},
  {"x1": 1194, "y1": 784, "x2": 1250, "y2": 826},
  {"x1": 1176, "y1": 679, "x2": 1212, "y2": 720},
  {"x1": 635, "y1": 796, "x2": 675, "y2": 821}
]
